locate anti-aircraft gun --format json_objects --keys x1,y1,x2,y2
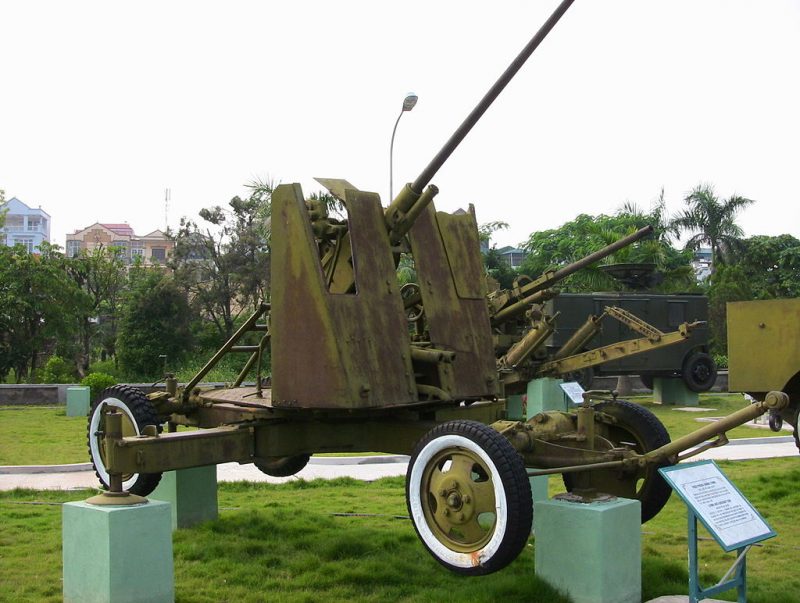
[
  {"x1": 87, "y1": 0, "x2": 792, "y2": 577},
  {"x1": 482, "y1": 225, "x2": 704, "y2": 393}
]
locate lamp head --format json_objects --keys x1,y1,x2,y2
[{"x1": 402, "y1": 93, "x2": 418, "y2": 112}]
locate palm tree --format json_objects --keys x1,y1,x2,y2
[{"x1": 673, "y1": 184, "x2": 754, "y2": 273}]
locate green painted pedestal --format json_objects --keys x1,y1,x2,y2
[
  {"x1": 66, "y1": 386, "x2": 91, "y2": 417},
  {"x1": 654, "y1": 377, "x2": 699, "y2": 406},
  {"x1": 527, "y1": 377, "x2": 567, "y2": 415},
  {"x1": 151, "y1": 465, "x2": 218, "y2": 530},
  {"x1": 63, "y1": 500, "x2": 174, "y2": 603},
  {"x1": 534, "y1": 497, "x2": 641, "y2": 603}
]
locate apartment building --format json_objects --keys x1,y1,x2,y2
[
  {"x1": 0, "y1": 197, "x2": 51, "y2": 252},
  {"x1": 65, "y1": 222, "x2": 174, "y2": 266}
]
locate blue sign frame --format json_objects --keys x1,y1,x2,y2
[
  {"x1": 659, "y1": 460, "x2": 775, "y2": 552},
  {"x1": 659, "y1": 460, "x2": 776, "y2": 603}
]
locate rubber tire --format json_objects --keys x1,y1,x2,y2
[
  {"x1": 87, "y1": 385, "x2": 163, "y2": 496},
  {"x1": 254, "y1": 454, "x2": 311, "y2": 477},
  {"x1": 682, "y1": 352, "x2": 717, "y2": 393},
  {"x1": 406, "y1": 420, "x2": 532, "y2": 576},
  {"x1": 640, "y1": 374, "x2": 654, "y2": 390},
  {"x1": 563, "y1": 400, "x2": 673, "y2": 523}
]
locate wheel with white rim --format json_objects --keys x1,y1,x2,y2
[
  {"x1": 406, "y1": 420, "x2": 532, "y2": 575},
  {"x1": 87, "y1": 385, "x2": 163, "y2": 496}
]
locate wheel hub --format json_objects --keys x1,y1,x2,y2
[{"x1": 441, "y1": 484, "x2": 475, "y2": 522}]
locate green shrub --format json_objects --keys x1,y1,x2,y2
[
  {"x1": 88, "y1": 359, "x2": 121, "y2": 378},
  {"x1": 40, "y1": 356, "x2": 78, "y2": 384},
  {"x1": 80, "y1": 372, "x2": 117, "y2": 399},
  {"x1": 713, "y1": 354, "x2": 728, "y2": 369}
]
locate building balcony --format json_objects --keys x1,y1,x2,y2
[{"x1": 3, "y1": 225, "x2": 47, "y2": 234}]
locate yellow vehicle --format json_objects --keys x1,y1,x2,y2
[{"x1": 728, "y1": 299, "x2": 800, "y2": 449}]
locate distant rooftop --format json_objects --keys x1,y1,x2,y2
[{"x1": 101, "y1": 223, "x2": 135, "y2": 236}]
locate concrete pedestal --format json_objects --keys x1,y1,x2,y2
[
  {"x1": 506, "y1": 393, "x2": 526, "y2": 421},
  {"x1": 151, "y1": 465, "x2": 218, "y2": 530},
  {"x1": 534, "y1": 497, "x2": 641, "y2": 603},
  {"x1": 63, "y1": 500, "x2": 174, "y2": 603},
  {"x1": 66, "y1": 386, "x2": 91, "y2": 417},
  {"x1": 654, "y1": 378, "x2": 699, "y2": 406},
  {"x1": 527, "y1": 377, "x2": 567, "y2": 415}
]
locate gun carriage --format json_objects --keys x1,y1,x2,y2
[{"x1": 87, "y1": 0, "x2": 794, "y2": 575}]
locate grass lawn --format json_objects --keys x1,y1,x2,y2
[
  {"x1": 0, "y1": 407, "x2": 89, "y2": 465},
  {"x1": 2, "y1": 459, "x2": 799, "y2": 602}
]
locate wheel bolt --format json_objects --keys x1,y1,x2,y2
[
  {"x1": 459, "y1": 513, "x2": 465, "y2": 520},
  {"x1": 439, "y1": 489, "x2": 447, "y2": 497},
  {"x1": 463, "y1": 495, "x2": 471, "y2": 504},
  {"x1": 443, "y1": 508, "x2": 450, "y2": 516}
]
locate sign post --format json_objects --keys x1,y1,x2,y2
[{"x1": 659, "y1": 460, "x2": 776, "y2": 603}]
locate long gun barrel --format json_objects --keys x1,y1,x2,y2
[
  {"x1": 489, "y1": 225, "x2": 654, "y2": 323},
  {"x1": 384, "y1": 0, "x2": 575, "y2": 243}
]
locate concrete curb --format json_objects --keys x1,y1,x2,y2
[{"x1": 0, "y1": 462, "x2": 93, "y2": 475}]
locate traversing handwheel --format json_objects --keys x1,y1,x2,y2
[
  {"x1": 87, "y1": 385, "x2": 163, "y2": 496},
  {"x1": 563, "y1": 399, "x2": 673, "y2": 523},
  {"x1": 406, "y1": 420, "x2": 532, "y2": 575}
]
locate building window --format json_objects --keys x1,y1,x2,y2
[
  {"x1": 27, "y1": 217, "x2": 41, "y2": 231},
  {"x1": 66, "y1": 240, "x2": 82, "y2": 258},
  {"x1": 151, "y1": 247, "x2": 166, "y2": 263},
  {"x1": 14, "y1": 237, "x2": 35, "y2": 253}
]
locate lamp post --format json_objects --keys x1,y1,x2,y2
[{"x1": 389, "y1": 92, "x2": 418, "y2": 201}]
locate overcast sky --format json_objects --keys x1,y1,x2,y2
[{"x1": 2, "y1": 1, "x2": 799, "y2": 250}]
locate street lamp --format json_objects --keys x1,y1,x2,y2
[{"x1": 389, "y1": 92, "x2": 418, "y2": 201}]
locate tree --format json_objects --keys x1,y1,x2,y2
[
  {"x1": 0, "y1": 188, "x2": 6, "y2": 229},
  {"x1": 116, "y1": 268, "x2": 192, "y2": 378},
  {"x1": 734, "y1": 234, "x2": 800, "y2": 299},
  {"x1": 0, "y1": 243, "x2": 84, "y2": 382},
  {"x1": 706, "y1": 264, "x2": 753, "y2": 355},
  {"x1": 477, "y1": 221, "x2": 518, "y2": 290},
  {"x1": 518, "y1": 206, "x2": 695, "y2": 293},
  {"x1": 65, "y1": 246, "x2": 128, "y2": 375},
  {"x1": 171, "y1": 184, "x2": 273, "y2": 343},
  {"x1": 672, "y1": 184, "x2": 754, "y2": 272}
]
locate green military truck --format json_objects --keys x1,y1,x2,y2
[{"x1": 544, "y1": 292, "x2": 717, "y2": 391}]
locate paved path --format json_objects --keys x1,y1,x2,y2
[{"x1": 0, "y1": 436, "x2": 796, "y2": 492}]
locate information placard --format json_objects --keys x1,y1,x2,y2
[
  {"x1": 559, "y1": 381, "x2": 585, "y2": 405},
  {"x1": 659, "y1": 460, "x2": 775, "y2": 552}
]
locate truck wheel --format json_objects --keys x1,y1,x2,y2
[
  {"x1": 254, "y1": 454, "x2": 310, "y2": 477},
  {"x1": 87, "y1": 385, "x2": 163, "y2": 496},
  {"x1": 406, "y1": 420, "x2": 532, "y2": 575},
  {"x1": 563, "y1": 400, "x2": 672, "y2": 523},
  {"x1": 682, "y1": 352, "x2": 717, "y2": 392}
]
